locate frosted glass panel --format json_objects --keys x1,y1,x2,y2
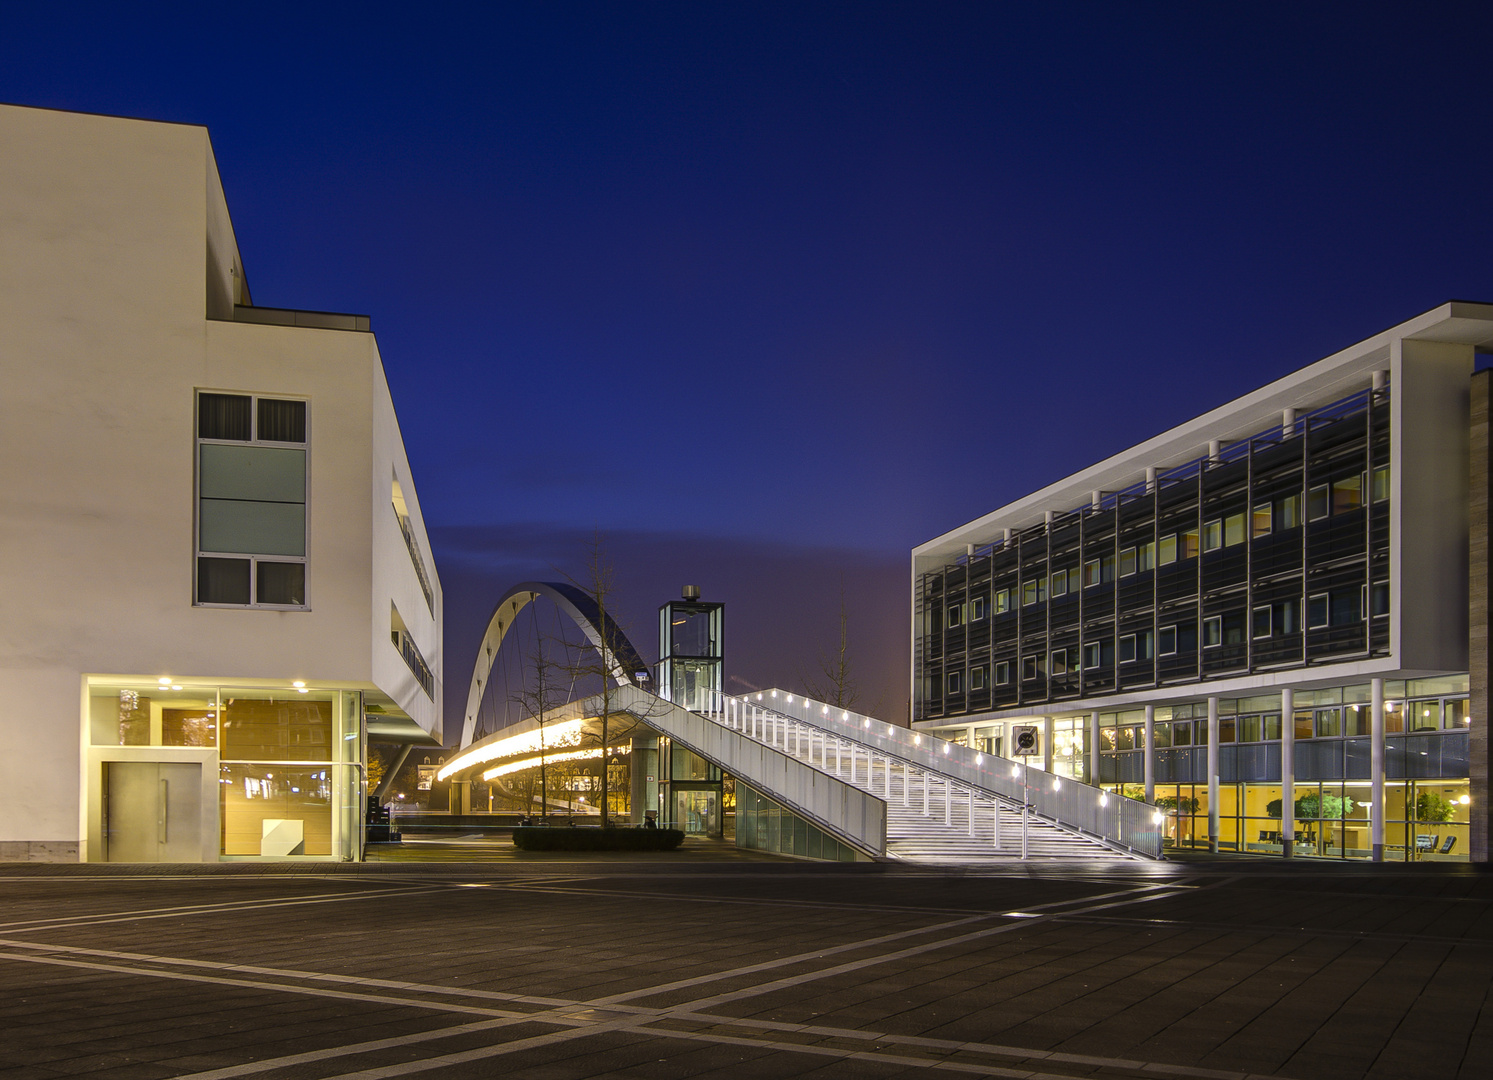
[
  {"x1": 200, "y1": 499, "x2": 305, "y2": 555},
  {"x1": 200, "y1": 444, "x2": 305, "y2": 502}
]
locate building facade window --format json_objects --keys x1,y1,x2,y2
[
  {"x1": 1308, "y1": 593, "x2": 1330, "y2": 628},
  {"x1": 994, "y1": 660, "x2": 1011, "y2": 685},
  {"x1": 196, "y1": 391, "x2": 308, "y2": 609},
  {"x1": 1203, "y1": 616, "x2": 1223, "y2": 647},
  {"x1": 1203, "y1": 519, "x2": 1223, "y2": 551}
]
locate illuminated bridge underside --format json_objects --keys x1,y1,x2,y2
[{"x1": 460, "y1": 581, "x2": 652, "y2": 750}]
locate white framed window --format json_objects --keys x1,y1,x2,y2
[
  {"x1": 970, "y1": 666, "x2": 987, "y2": 691},
  {"x1": 1119, "y1": 547, "x2": 1137, "y2": 576},
  {"x1": 1083, "y1": 558, "x2": 1101, "y2": 587},
  {"x1": 1082, "y1": 641, "x2": 1102, "y2": 669},
  {"x1": 1158, "y1": 534, "x2": 1177, "y2": 565},
  {"x1": 1371, "y1": 582, "x2": 1389, "y2": 616},
  {"x1": 1159, "y1": 625, "x2": 1177, "y2": 656},
  {"x1": 1308, "y1": 593, "x2": 1330, "y2": 629},
  {"x1": 947, "y1": 670, "x2": 962, "y2": 695},
  {"x1": 1372, "y1": 465, "x2": 1390, "y2": 502},
  {"x1": 994, "y1": 660, "x2": 1011, "y2": 685},
  {"x1": 970, "y1": 595, "x2": 987, "y2": 621},
  {"x1": 1202, "y1": 520, "x2": 1223, "y2": 552},
  {"x1": 1137, "y1": 541, "x2": 1155, "y2": 572},
  {"x1": 1203, "y1": 616, "x2": 1223, "y2": 647},
  {"x1": 1050, "y1": 570, "x2": 1068, "y2": 598},
  {"x1": 1050, "y1": 648, "x2": 1068, "y2": 676},
  {"x1": 1119, "y1": 634, "x2": 1137, "y2": 662},
  {"x1": 1252, "y1": 605, "x2": 1272, "y2": 639},
  {"x1": 947, "y1": 603, "x2": 963, "y2": 628},
  {"x1": 994, "y1": 588, "x2": 1011, "y2": 614},
  {"x1": 1252, "y1": 503, "x2": 1272, "y2": 538},
  {"x1": 1224, "y1": 513, "x2": 1245, "y2": 546},
  {"x1": 196, "y1": 391, "x2": 309, "y2": 609},
  {"x1": 1022, "y1": 655, "x2": 1041, "y2": 680},
  {"x1": 1307, "y1": 484, "x2": 1330, "y2": 521}
]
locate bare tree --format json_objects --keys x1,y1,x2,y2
[
  {"x1": 559, "y1": 531, "x2": 640, "y2": 827},
  {"x1": 803, "y1": 577, "x2": 858, "y2": 711},
  {"x1": 512, "y1": 609, "x2": 561, "y2": 818}
]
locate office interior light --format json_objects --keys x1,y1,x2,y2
[
  {"x1": 292, "y1": 680, "x2": 305, "y2": 688},
  {"x1": 158, "y1": 677, "x2": 172, "y2": 685}
]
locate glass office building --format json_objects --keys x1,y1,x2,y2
[{"x1": 913, "y1": 304, "x2": 1493, "y2": 862}]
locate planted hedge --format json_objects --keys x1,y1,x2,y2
[{"x1": 511, "y1": 826, "x2": 685, "y2": 852}]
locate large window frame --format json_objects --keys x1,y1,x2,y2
[{"x1": 195, "y1": 391, "x2": 311, "y2": 611}]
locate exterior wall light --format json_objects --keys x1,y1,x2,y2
[
  {"x1": 1461, "y1": 794, "x2": 1472, "y2": 805},
  {"x1": 171, "y1": 684, "x2": 182, "y2": 691},
  {"x1": 1099, "y1": 793, "x2": 1109, "y2": 807},
  {"x1": 841, "y1": 711, "x2": 849, "y2": 720},
  {"x1": 293, "y1": 680, "x2": 305, "y2": 688},
  {"x1": 976, "y1": 753, "x2": 983, "y2": 764},
  {"x1": 863, "y1": 718, "x2": 870, "y2": 728},
  {"x1": 1011, "y1": 764, "x2": 1020, "y2": 778},
  {"x1": 1153, "y1": 811, "x2": 1164, "y2": 824},
  {"x1": 158, "y1": 677, "x2": 171, "y2": 685},
  {"x1": 1053, "y1": 778, "x2": 1061, "y2": 790},
  {"x1": 914, "y1": 735, "x2": 921, "y2": 745}
]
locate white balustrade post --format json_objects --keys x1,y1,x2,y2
[
  {"x1": 923, "y1": 771, "x2": 930, "y2": 816},
  {"x1": 967, "y1": 789, "x2": 975, "y2": 837},
  {"x1": 850, "y1": 746, "x2": 857, "y2": 784},
  {"x1": 944, "y1": 779, "x2": 952, "y2": 826},
  {"x1": 902, "y1": 762, "x2": 909, "y2": 807},
  {"x1": 993, "y1": 800, "x2": 1002, "y2": 850}
]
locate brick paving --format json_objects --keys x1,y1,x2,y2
[{"x1": 0, "y1": 855, "x2": 1488, "y2": 1078}]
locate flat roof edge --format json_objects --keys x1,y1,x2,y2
[{"x1": 915, "y1": 301, "x2": 1493, "y2": 558}]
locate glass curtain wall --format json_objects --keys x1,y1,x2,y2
[
  {"x1": 918, "y1": 385, "x2": 1390, "y2": 723},
  {"x1": 88, "y1": 679, "x2": 364, "y2": 860}
]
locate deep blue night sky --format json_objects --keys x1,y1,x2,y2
[{"x1": 6, "y1": 3, "x2": 1493, "y2": 727}]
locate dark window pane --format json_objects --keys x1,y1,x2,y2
[
  {"x1": 198, "y1": 394, "x2": 252, "y2": 440},
  {"x1": 256, "y1": 561, "x2": 306, "y2": 605},
  {"x1": 199, "y1": 557, "x2": 250, "y2": 604},
  {"x1": 258, "y1": 398, "x2": 306, "y2": 443}
]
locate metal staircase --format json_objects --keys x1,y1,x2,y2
[{"x1": 716, "y1": 691, "x2": 1159, "y2": 862}]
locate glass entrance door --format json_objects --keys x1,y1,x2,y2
[{"x1": 673, "y1": 789, "x2": 719, "y2": 836}]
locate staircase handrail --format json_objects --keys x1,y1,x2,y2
[
  {"x1": 597, "y1": 686, "x2": 888, "y2": 858},
  {"x1": 722, "y1": 690, "x2": 1161, "y2": 859}
]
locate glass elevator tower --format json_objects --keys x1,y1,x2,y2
[{"x1": 657, "y1": 585, "x2": 724, "y2": 713}]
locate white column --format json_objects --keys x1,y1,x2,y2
[
  {"x1": 1207, "y1": 696, "x2": 1220, "y2": 853},
  {"x1": 967, "y1": 789, "x2": 975, "y2": 836},
  {"x1": 1089, "y1": 709, "x2": 1101, "y2": 786},
  {"x1": 923, "y1": 772, "x2": 930, "y2": 815},
  {"x1": 1143, "y1": 704, "x2": 1156, "y2": 803},
  {"x1": 849, "y1": 745, "x2": 856, "y2": 784},
  {"x1": 1281, "y1": 687, "x2": 1295, "y2": 859},
  {"x1": 1043, "y1": 715, "x2": 1054, "y2": 773},
  {"x1": 902, "y1": 762, "x2": 909, "y2": 806},
  {"x1": 944, "y1": 778, "x2": 951, "y2": 825},
  {"x1": 1371, "y1": 677, "x2": 1385, "y2": 861}
]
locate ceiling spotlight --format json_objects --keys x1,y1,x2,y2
[{"x1": 292, "y1": 680, "x2": 305, "y2": 688}]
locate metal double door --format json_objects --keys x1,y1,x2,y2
[{"x1": 105, "y1": 762, "x2": 202, "y2": 861}]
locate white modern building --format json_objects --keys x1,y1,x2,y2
[
  {"x1": 0, "y1": 103, "x2": 442, "y2": 862},
  {"x1": 912, "y1": 305, "x2": 1493, "y2": 862}
]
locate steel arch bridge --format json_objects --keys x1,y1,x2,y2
[{"x1": 459, "y1": 580, "x2": 652, "y2": 748}]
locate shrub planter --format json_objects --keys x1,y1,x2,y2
[{"x1": 511, "y1": 826, "x2": 686, "y2": 852}]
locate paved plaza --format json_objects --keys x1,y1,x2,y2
[{"x1": 0, "y1": 852, "x2": 1489, "y2": 1079}]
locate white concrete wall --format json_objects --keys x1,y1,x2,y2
[
  {"x1": 0, "y1": 104, "x2": 442, "y2": 853},
  {"x1": 1393, "y1": 337, "x2": 1473, "y2": 673},
  {"x1": 372, "y1": 354, "x2": 443, "y2": 741}
]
